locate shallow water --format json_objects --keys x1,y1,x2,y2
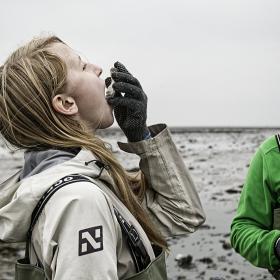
[{"x1": 0, "y1": 128, "x2": 278, "y2": 279}]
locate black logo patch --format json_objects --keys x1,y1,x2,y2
[{"x1": 78, "y1": 226, "x2": 103, "y2": 256}]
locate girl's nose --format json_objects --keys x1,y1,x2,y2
[{"x1": 93, "y1": 64, "x2": 103, "y2": 77}]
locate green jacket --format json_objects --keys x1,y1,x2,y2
[{"x1": 231, "y1": 135, "x2": 280, "y2": 270}]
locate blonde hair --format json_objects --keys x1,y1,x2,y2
[{"x1": 0, "y1": 35, "x2": 167, "y2": 249}]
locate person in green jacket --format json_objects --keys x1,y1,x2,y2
[{"x1": 231, "y1": 134, "x2": 280, "y2": 277}]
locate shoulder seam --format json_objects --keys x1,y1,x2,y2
[
  {"x1": 261, "y1": 135, "x2": 279, "y2": 155},
  {"x1": 260, "y1": 146, "x2": 273, "y2": 191}
]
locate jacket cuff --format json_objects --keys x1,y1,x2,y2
[{"x1": 117, "y1": 123, "x2": 168, "y2": 155}]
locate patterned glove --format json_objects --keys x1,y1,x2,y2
[{"x1": 106, "y1": 62, "x2": 150, "y2": 142}]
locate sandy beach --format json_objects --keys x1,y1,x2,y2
[{"x1": 0, "y1": 127, "x2": 279, "y2": 280}]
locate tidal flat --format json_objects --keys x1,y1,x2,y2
[{"x1": 0, "y1": 127, "x2": 278, "y2": 280}]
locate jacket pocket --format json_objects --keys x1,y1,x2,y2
[{"x1": 273, "y1": 208, "x2": 280, "y2": 230}]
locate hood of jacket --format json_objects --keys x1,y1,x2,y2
[{"x1": 0, "y1": 148, "x2": 116, "y2": 242}]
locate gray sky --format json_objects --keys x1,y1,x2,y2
[{"x1": 1, "y1": 0, "x2": 280, "y2": 127}]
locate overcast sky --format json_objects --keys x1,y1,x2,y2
[{"x1": 1, "y1": 0, "x2": 280, "y2": 127}]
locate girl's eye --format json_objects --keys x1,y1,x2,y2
[{"x1": 83, "y1": 64, "x2": 87, "y2": 71}]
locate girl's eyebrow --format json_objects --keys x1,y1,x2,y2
[
  {"x1": 77, "y1": 55, "x2": 82, "y2": 65},
  {"x1": 70, "y1": 55, "x2": 82, "y2": 69}
]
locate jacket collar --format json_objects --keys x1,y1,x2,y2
[{"x1": 0, "y1": 148, "x2": 116, "y2": 242}]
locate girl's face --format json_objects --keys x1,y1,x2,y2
[{"x1": 50, "y1": 42, "x2": 114, "y2": 131}]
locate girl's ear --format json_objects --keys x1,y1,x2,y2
[{"x1": 52, "y1": 94, "x2": 78, "y2": 115}]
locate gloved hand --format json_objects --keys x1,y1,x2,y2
[{"x1": 106, "y1": 61, "x2": 150, "y2": 142}]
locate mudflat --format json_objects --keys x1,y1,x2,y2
[{"x1": 0, "y1": 127, "x2": 278, "y2": 279}]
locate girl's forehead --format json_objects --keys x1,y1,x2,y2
[{"x1": 50, "y1": 42, "x2": 77, "y2": 67}]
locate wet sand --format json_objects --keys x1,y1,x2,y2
[{"x1": 0, "y1": 127, "x2": 279, "y2": 279}]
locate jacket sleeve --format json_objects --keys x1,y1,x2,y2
[
  {"x1": 230, "y1": 146, "x2": 280, "y2": 270},
  {"x1": 41, "y1": 182, "x2": 119, "y2": 280},
  {"x1": 118, "y1": 123, "x2": 205, "y2": 238}
]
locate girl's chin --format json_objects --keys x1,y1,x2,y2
[{"x1": 98, "y1": 115, "x2": 114, "y2": 129}]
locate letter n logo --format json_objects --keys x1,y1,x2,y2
[{"x1": 78, "y1": 226, "x2": 103, "y2": 256}]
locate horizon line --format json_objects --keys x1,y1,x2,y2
[
  {"x1": 97, "y1": 126, "x2": 280, "y2": 134},
  {"x1": 105, "y1": 125, "x2": 280, "y2": 129}
]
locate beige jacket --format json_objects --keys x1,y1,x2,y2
[{"x1": 0, "y1": 124, "x2": 205, "y2": 279}]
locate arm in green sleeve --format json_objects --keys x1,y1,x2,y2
[{"x1": 230, "y1": 147, "x2": 280, "y2": 270}]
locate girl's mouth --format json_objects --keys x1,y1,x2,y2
[{"x1": 104, "y1": 77, "x2": 115, "y2": 99}]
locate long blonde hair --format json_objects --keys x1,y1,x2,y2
[{"x1": 0, "y1": 35, "x2": 167, "y2": 249}]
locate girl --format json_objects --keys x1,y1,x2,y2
[{"x1": 0, "y1": 35, "x2": 205, "y2": 279}]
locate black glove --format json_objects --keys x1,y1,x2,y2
[{"x1": 106, "y1": 61, "x2": 150, "y2": 142}]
